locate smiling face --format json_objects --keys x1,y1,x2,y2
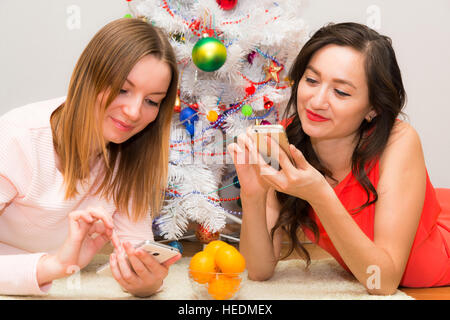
[
  {"x1": 99, "y1": 54, "x2": 172, "y2": 145},
  {"x1": 297, "y1": 44, "x2": 376, "y2": 142}
]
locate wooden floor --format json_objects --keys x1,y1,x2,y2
[{"x1": 179, "y1": 239, "x2": 450, "y2": 300}]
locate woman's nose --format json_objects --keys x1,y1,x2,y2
[
  {"x1": 310, "y1": 86, "x2": 329, "y2": 110},
  {"x1": 122, "y1": 97, "x2": 141, "y2": 121}
]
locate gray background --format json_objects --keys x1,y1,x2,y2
[{"x1": 0, "y1": 0, "x2": 449, "y2": 187}]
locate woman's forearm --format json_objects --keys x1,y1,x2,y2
[
  {"x1": 0, "y1": 252, "x2": 56, "y2": 295},
  {"x1": 309, "y1": 187, "x2": 400, "y2": 295},
  {"x1": 36, "y1": 254, "x2": 66, "y2": 287},
  {"x1": 239, "y1": 194, "x2": 277, "y2": 281}
]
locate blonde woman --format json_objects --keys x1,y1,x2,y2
[{"x1": 0, "y1": 18, "x2": 180, "y2": 297}]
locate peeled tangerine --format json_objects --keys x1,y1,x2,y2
[{"x1": 189, "y1": 251, "x2": 217, "y2": 284}]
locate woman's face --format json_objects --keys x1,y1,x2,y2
[
  {"x1": 100, "y1": 54, "x2": 172, "y2": 144},
  {"x1": 296, "y1": 44, "x2": 374, "y2": 141}
]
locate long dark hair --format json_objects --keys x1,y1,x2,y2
[{"x1": 272, "y1": 22, "x2": 406, "y2": 266}]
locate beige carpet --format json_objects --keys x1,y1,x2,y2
[{"x1": 0, "y1": 254, "x2": 413, "y2": 300}]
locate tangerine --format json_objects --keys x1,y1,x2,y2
[
  {"x1": 215, "y1": 245, "x2": 246, "y2": 274},
  {"x1": 208, "y1": 274, "x2": 241, "y2": 300},
  {"x1": 189, "y1": 251, "x2": 217, "y2": 284},
  {"x1": 203, "y1": 240, "x2": 229, "y2": 258}
]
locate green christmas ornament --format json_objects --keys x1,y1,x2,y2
[
  {"x1": 241, "y1": 104, "x2": 253, "y2": 116},
  {"x1": 192, "y1": 36, "x2": 227, "y2": 72}
]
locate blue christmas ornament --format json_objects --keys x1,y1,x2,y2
[
  {"x1": 180, "y1": 107, "x2": 199, "y2": 136},
  {"x1": 168, "y1": 241, "x2": 183, "y2": 254},
  {"x1": 233, "y1": 176, "x2": 240, "y2": 189},
  {"x1": 185, "y1": 122, "x2": 195, "y2": 136}
]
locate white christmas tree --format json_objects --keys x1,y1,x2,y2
[{"x1": 125, "y1": 0, "x2": 309, "y2": 241}]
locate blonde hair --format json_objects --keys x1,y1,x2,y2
[{"x1": 51, "y1": 18, "x2": 178, "y2": 221}]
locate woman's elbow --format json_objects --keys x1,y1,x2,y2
[
  {"x1": 364, "y1": 264, "x2": 401, "y2": 295},
  {"x1": 365, "y1": 281, "x2": 398, "y2": 296},
  {"x1": 247, "y1": 268, "x2": 275, "y2": 281}
]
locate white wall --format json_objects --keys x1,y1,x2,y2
[
  {"x1": 0, "y1": 0, "x2": 449, "y2": 187},
  {"x1": 300, "y1": 0, "x2": 450, "y2": 188}
]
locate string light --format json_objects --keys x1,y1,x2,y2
[
  {"x1": 165, "y1": 189, "x2": 242, "y2": 216},
  {"x1": 160, "y1": 0, "x2": 281, "y2": 40}
]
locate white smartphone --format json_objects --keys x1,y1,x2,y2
[
  {"x1": 96, "y1": 240, "x2": 180, "y2": 276},
  {"x1": 249, "y1": 124, "x2": 294, "y2": 163}
]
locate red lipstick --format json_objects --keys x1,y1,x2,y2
[{"x1": 306, "y1": 109, "x2": 329, "y2": 122}]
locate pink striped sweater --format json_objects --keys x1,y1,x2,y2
[{"x1": 0, "y1": 97, "x2": 154, "y2": 296}]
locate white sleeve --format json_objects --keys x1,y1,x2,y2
[
  {"x1": 0, "y1": 243, "x2": 52, "y2": 296},
  {"x1": 0, "y1": 113, "x2": 32, "y2": 210},
  {"x1": 0, "y1": 118, "x2": 19, "y2": 211},
  {"x1": 0, "y1": 114, "x2": 51, "y2": 296}
]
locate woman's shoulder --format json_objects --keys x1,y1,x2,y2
[
  {"x1": 0, "y1": 97, "x2": 66, "y2": 156},
  {"x1": 0, "y1": 96, "x2": 66, "y2": 131},
  {"x1": 386, "y1": 120, "x2": 422, "y2": 151},
  {"x1": 379, "y1": 119, "x2": 425, "y2": 175}
]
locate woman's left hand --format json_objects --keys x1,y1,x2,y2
[
  {"x1": 258, "y1": 136, "x2": 329, "y2": 205},
  {"x1": 110, "y1": 241, "x2": 181, "y2": 298}
]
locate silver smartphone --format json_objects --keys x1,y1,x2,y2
[
  {"x1": 249, "y1": 124, "x2": 294, "y2": 163},
  {"x1": 96, "y1": 240, "x2": 180, "y2": 276}
]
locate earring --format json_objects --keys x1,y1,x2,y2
[{"x1": 366, "y1": 115, "x2": 373, "y2": 122}]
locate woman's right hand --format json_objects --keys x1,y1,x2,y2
[
  {"x1": 227, "y1": 128, "x2": 271, "y2": 199},
  {"x1": 37, "y1": 207, "x2": 119, "y2": 286}
]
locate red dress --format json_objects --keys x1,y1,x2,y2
[{"x1": 302, "y1": 160, "x2": 450, "y2": 288}]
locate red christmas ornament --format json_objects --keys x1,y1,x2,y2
[
  {"x1": 245, "y1": 84, "x2": 256, "y2": 96},
  {"x1": 216, "y1": 0, "x2": 238, "y2": 11},
  {"x1": 263, "y1": 96, "x2": 274, "y2": 109},
  {"x1": 195, "y1": 224, "x2": 220, "y2": 244}
]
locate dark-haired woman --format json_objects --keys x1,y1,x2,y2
[{"x1": 228, "y1": 22, "x2": 449, "y2": 295}]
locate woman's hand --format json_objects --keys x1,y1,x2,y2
[
  {"x1": 257, "y1": 137, "x2": 329, "y2": 205},
  {"x1": 110, "y1": 241, "x2": 181, "y2": 298},
  {"x1": 227, "y1": 128, "x2": 272, "y2": 199},
  {"x1": 37, "y1": 207, "x2": 118, "y2": 286}
]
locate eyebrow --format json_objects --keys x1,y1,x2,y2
[
  {"x1": 306, "y1": 65, "x2": 357, "y2": 89},
  {"x1": 125, "y1": 78, "x2": 167, "y2": 95}
]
